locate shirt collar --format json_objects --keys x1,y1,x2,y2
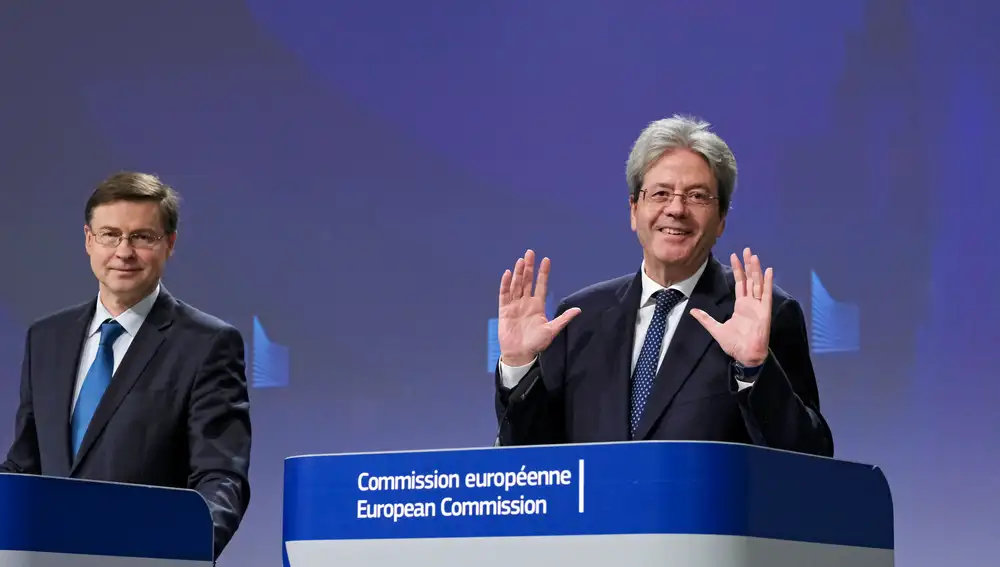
[
  {"x1": 639, "y1": 258, "x2": 707, "y2": 307},
  {"x1": 88, "y1": 283, "x2": 161, "y2": 338}
]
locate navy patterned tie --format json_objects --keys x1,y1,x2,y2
[{"x1": 629, "y1": 288, "x2": 685, "y2": 438}]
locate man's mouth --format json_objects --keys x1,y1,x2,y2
[{"x1": 657, "y1": 227, "x2": 692, "y2": 236}]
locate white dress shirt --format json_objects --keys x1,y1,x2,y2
[
  {"x1": 71, "y1": 283, "x2": 160, "y2": 412},
  {"x1": 499, "y1": 260, "x2": 752, "y2": 391}
]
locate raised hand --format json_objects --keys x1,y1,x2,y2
[
  {"x1": 690, "y1": 247, "x2": 772, "y2": 367},
  {"x1": 498, "y1": 250, "x2": 581, "y2": 367}
]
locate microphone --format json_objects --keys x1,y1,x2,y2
[{"x1": 493, "y1": 364, "x2": 543, "y2": 447}]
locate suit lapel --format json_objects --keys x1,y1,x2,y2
[
  {"x1": 71, "y1": 289, "x2": 176, "y2": 474},
  {"x1": 632, "y1": 257, "x2": 731, "y2": 440},
  {"x1": 600, "y1": 271, "x2": 643, "y2": 441},
  {"x1": 49, "y1": 301, "x2": 96, "y2": 475}
]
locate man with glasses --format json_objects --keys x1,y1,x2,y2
[
  {"x1": 494, "y1": 115, "x2": 832, "y2": 456},
  {"x1": 0, "y1": 172, "x2": 251, "y2": 560}
]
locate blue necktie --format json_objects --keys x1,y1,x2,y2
[
  {"x1": 629, "y1": 288, "x2": 685, "y2": 438},
  {"x1": 71, "y1": 319, "x2": 125, "y2": 458}
]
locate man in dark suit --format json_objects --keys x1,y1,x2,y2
[
  {"x1": 0, "y1": 172, "x2": 251, "y2": 559},
  {"x1": 494, "y1": 115, "x2": 832, "y2": 456}
]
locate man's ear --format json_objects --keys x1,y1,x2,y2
[{"x1": 629, "y1": 197, "x2": 638, "y2": 232}]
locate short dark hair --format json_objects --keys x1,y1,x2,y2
[{"x1": 85, "y1": 171, "x2": 180, "y2": 234}]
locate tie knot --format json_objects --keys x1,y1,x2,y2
[
  {"x1": 98, "y1": 319, "x2": 125, "y2": 346},
  {"x1": 654, "y1": 288, "x2": 685, "y2": 313}
]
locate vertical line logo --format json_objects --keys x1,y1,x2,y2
[
  {"x1": 251, "y1": 315, "x2": 290, "y2": 388},
  {"x1": 487, "y1": 318, "x2": 501, "y2": 372},
  {"x1": 810, "y1": 271, "x2": 861, "y2": 353}
]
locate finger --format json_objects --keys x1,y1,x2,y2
[
  {"x1": 751, "y1": 254, "x2": 762, "y2": 299},
  {"x1": 762, "y1": 267, "x2": 774, "y2": 311},
  {"x1": 534, "y1": 256, "x2": 551, "y2": 299},
  {"x1": 522, "y1": 249, "x2": 536, "y2": 298},
  {"x1": 690, "y1": 308, "x2": 723, "y2": 341},
  {"x1": 545, "y1": 307, "x2": 581, "y2": 333},
  {"x1": 731, "y1": 252, "x2": 746, "y2": 298},
  {"x1": 510, "y1": 257, "x2": 525, "y2": 299},
  {"x1": 499, "y1": 269, "x2": 512, "y2": 308}
]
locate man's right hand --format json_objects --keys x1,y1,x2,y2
[{"x1": 497, "y1": 249, "x2": 581, "y2": 367}]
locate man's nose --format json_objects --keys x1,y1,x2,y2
[
  {"x1": 115, "y1": 239, "x2": 137, "y2": 258},
  {"x1": 663, "y1": 194, "x2": 688, "y2": 216}
]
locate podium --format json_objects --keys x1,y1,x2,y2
[
  {"x1": 0, "y1": 473, "x2": 214, "y2": 566},
  {"x1": 283, "y1": 441, "x2": 894, "y2": 567}
]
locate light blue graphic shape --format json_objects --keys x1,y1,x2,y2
[
  {"x1": 810, "y1": 271, "x2": 860, "y2": 353},
  {"x1": 252, "y1": 315, "x2": 290, "y2": 388}
]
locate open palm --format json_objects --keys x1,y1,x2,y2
[
  {"x1": 691, "y1": 248, "x2": 772, "y2": 367},
  {"x1": 498, "y1": 250, "x2": 581, "y2": 366}
]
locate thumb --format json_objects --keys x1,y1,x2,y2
[
  {"x1": 689, "y1": 308, "x2": 721, "y2": 338},
  {"x1": 546, "y1": 307, "x2": 581, "y2": 334}
]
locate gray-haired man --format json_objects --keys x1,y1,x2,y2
[{"x1": 493, "y1": 115, "x2": 832, "y2": 456}]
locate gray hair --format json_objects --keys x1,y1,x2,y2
[{"x1": 626, "y1": 115, "x2": 737, "y2": 215}]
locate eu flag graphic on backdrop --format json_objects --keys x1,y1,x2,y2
[
  {"x1": 252, "y1": 315, "x2": 290, "y2": 388},
  {"x1": 809, "y1": 271, "x2": 860, "y2": 354}
]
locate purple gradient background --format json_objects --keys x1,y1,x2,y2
[{"x1": 0, "y1": 0, "x2": 997, "y2": 565}]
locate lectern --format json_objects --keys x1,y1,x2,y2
[
  {"x1": 0, "y1": 473, "x2": 214, "y2": 566},
  {"x1": 283, "y1": 441, "x2": 893, "y2": 567}
]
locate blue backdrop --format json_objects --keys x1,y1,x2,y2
[{"x1": 0, "y1": 1, "x2": 996, "y2": 565}]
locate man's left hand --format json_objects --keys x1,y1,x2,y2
[{"x1": 690, "y1": 247, "x2": 772, "y2": 367}]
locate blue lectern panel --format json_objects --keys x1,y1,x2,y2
[
  {"x1": 283, "y1": 441, "x2": 893, "y2": 550},
  {"x1": 0, "y1": 473, "x2": 213, "y2": 561}
]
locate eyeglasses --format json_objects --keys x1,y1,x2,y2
[
  {"x1": 638, "y1": 189, "x2": 718, "y2": 208},
  {"x1": 88, "y1": 228, "x2": 167, "y2": 249}
]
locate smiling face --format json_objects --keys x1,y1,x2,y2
[
  {"x1": 85, "y1": 200, "x2": 175, "y2": 314},
  {"x1": 629, "y1": 148, "x2": 726, "y2": 284}
]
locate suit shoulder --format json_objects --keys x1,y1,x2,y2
[
  {"x1": 171, "y1": 299, "x2": 242, "y2": 338},
  {"x1": 26, "y1": 299, "x2": 93, "y2": 334},
  {"x1": 560, "y1": 273, "x2": 633, "y2": 309}
]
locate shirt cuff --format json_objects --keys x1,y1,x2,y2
[
  {"x1": 731, "y1": 360, "x2": 762, "y2": 391},
  {"x1": 498, "y1": 356, "x2": 538, "y2": 390}
]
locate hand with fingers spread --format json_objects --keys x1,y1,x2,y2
[
  {"x1": 690, "y1": 247, "x2": 773, "y2": 367},
  {"x1": 498, "y1": 250, "x2": 581, "y2": 367}
]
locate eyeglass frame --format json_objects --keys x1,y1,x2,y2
[
  {"x1": 86, "y1": 225, "x2": 169, "y2": 249},
  {"x1": 635, "y1": 187, "x2": 719, "y2": 208}
]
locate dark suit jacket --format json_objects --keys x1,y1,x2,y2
[
  {"x1": 495, "y1": 255, "x2": 833, "y2": 457},
  {"x1": 0, "y1": 286, "x2": 251, "y2": 559}
]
